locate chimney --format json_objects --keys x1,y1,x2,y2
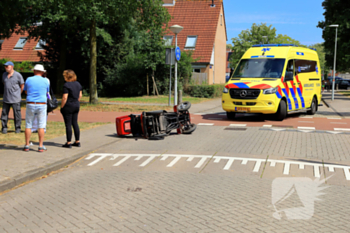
[{"x1": 211, "y1": 0, "x2": 215, "y2": 7}]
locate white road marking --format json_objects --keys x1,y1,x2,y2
[
  {"x1": 327, "y1": 117, "x2": 342, "y2": 120},
  {"x1": 195, "y1": 157, "x2": 207, "y2": 168},
  {"x1": 86, "y1": 154, "x2": 350, "y2": 180},
  {"x1": 330, "y1": 122, "x2": 347, "y2": 124},
  {"x1": 207, "y1": 118, "x2": 222, "y2": 120},
  {"x1": 198, "y1": 123, "x2": 214, "y2": 126},
  {"x1": 344, "y1": 168, "x2": 350, "y2": 180},
  {"x1": 241, "y1": 159, "x2": 248, "y2": 165},
  {"x1": 86, "y1": 154, "x2": 112, "y2": 166},
  {"x1": 298, "y1": 130, "x2": 314, "y2": 133},
  {"x1": 113, "y1": 156, "x2": 131, "y2": 166},
  {"x1": 297, "y1": 127, "x2": 316, "y2": 130},
  {"x1": 223, "y1": 158, "x2": 235, "y2": 170},
  {"x1": 334, "y1": 128, "x2": 350, "y2": 131},
  {"x1": 263, "y1": 125, "x2": 272, "y2": 127},
  {"x1": 229, "y1": 124, "x2": 247, "y2": 127},
  {"x1": 139, "y1": 155, "x2": 157, "y2": 167},
  {"x1": 314, "y1": 165, "x2": 320, "y2": 178},
  {"x1": 299, "y1": 116, "x2": 313, "y2": 118},
  {"x1": 298, "y1": 121, "x2": 314, "y2": 123},
  {"x1": 283, "y1": 162, "x2": 290, "y2": 175},
  {"x1": 271, "y1": 128, "x2": 286, "y2": 131},
  {"x1": 167, "y1": 156, "x2": 182, "y2": 167},
  {"x1": 253, "y1": 160, "x2": 262, "y2": 172},
  {"x1": 326, "y1": 131, "x2": 342, "y2": 134}
]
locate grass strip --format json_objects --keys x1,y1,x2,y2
[{"x1": 0, "y1": 120, "x2": 107, "y2": 146}]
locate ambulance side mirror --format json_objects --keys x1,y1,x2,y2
[{"x1": 284, "y1": 71, "x2": 293, "y2": 82}]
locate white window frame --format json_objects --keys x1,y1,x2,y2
[
  {"x1": 185, "y1": 36, "x2": 198, "y2": 49},
  {"x1": 14, "y1": 37, "x2": 27, "y2": 50},
  {"x1": 35, "y1": 39, "x2": 46, "y2": 50},
  {"x1": 163, "y1": 0, "x2": 175, "y2": 6},
  {"x1": 163, "y1": 36, "x2": 173, "y2": 46}
]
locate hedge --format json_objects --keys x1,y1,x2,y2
[{"x1": 184, "y1": 84, "x2": 225, "y2": 98}]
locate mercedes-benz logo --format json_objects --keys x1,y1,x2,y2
[{"x1": 240, "y1": 90, "x2": 247, "y2": 97}]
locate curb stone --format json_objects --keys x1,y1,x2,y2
[{"x1": 0, "y1": 139, "x2": 119, "y2": 193}]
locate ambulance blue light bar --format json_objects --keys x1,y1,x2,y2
[{"x1": 252, "y1": 44, "x2": 298, "y2": 47}]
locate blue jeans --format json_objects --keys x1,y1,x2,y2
[{"x1": 26, "y1": 104, "x2": 47, "y2": 129}]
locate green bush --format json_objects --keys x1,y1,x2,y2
[{"x1": 184, "y1": 84, "x2": 225, "y2": 98}]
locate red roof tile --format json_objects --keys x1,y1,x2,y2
[
  {"x1": 0, "y1": 31, "x2": 45, "y2": 62},
  {"x1": 164, "y1": 0, "x2": 223, "y2": 63}
]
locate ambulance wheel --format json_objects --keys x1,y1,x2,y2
[
  {"x1": 307, "y1": 97, "x2": 317, "y2": 115},
  {"x1": 226, "y1": 112, "x2": 236, "y2": 120},
  {"x1": 275, "y1": 100, "x2": 287, "y2": 121}
]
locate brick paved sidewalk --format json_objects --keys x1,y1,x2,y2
[
  {"x1": 1, "y1": 94, "x2": 349, "y2": 194},
  {"x1": 0, "y1": 99, "x2": 221, "y2": 193}
]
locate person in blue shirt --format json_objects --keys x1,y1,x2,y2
[{"x1": 23, "y1": 64, "x2": 50, "y2": 152}]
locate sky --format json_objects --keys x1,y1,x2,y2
[{"x1": 223, "y1": 0, "x2": 326, "y2": 46}]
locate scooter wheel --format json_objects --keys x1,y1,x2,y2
[{"x1": 182, "y1": 123, "x2": 197, "y2": 134}]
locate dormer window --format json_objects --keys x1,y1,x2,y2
[
  {"x1": 35, "y1": 39, "x2": 46, "y2": 50},
  {"x1": 163, "y1": 36, "x2": 173, "y2": 46},
  {"x1": 14, "y1": 37, "x2": 27, "y2": 49},
  {"x1": 185, "y1": 36, "x2": 198, "y2": 49},
  {"x1": 163, "y1": 0, "x2": 175, "y2": 6}
]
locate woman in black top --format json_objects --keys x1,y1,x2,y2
[{"x1": 60, "y1": 70, "x2": 82, "y2": 148}]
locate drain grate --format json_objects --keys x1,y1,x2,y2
[{"x1": 224, "y1": 127, "x2": 247, "y2": 131}]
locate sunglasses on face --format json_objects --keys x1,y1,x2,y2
[{"x1": 4, "y1": 65, "x2": 8, "y2": 68}]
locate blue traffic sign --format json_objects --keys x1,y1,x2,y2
[{"x1": 175, "y1": 46, "x2": 181, "y2": 61}]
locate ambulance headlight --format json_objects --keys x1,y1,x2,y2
[
  {"x1": 263, "y1": 87, "x2": 278, "y2": 94},
  {"x1": 223, "y1": 87, "x2": 229, "y2": 93}
]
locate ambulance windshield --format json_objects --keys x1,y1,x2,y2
[{"x1": 233, "y1": 59, "x2": 285, "y2": 78}]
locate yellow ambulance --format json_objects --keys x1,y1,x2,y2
[{"x1": 222, "y1": 44, "x2": 322, "y2": 120}]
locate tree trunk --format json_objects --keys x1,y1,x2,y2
[
  {"x1": 89, "y1": 19, "x2": 98, "y2": 104},
  {"x1": 56, "y1": 37, "x2": 67, "y2": 94},
  {"x1": 147, "y1": 73, "x2": 149, "y2": 96}
]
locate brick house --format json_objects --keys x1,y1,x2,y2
[
  {"x1": 0, "y1": 31, "x2": 45, "y2": 62},
  {"x1": 163, "y1": 0, "x2": 228, "y2": 84}
]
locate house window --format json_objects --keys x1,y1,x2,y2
[
  {"x1": 35, "y1": 39, "x2": 46, "y2": 50},
  {"x1": 163, "y1": 36, "x2": 173, "y2": 46},
  {"x1": 14, "y1": 37, "x2": 27, "y2": 49},
  {"x1": 185, "y1": 36, "x2": 197, "y2": 49},
  {"x1": 193, "y1": 69, "x2": 201, "y2": 73},
  {"x1": 0, "y1": 39, "x2": 4, "y2": 48}
]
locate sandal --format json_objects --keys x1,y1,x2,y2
[
  {"x1": 38, "y1": 146, "x2": 47, "y2": 152},
  {"x1": 23, "y1": 145, "x2": 30, "y2": 152}
]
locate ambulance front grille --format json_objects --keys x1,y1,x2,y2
[{"x1": 229, "y1": 89, "x2": 261, "y2": 99}]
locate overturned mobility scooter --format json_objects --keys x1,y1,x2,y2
[{"x1": 116, "y1": 102, "x2": 197, "y2": 140}]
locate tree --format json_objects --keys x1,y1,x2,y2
[
  {"x1": 229, "y1": 23, "x2": 304, "y2": 69},
  {"x1": 16, "y1": 0, "x2": 169, "y2": 103},
  {"x1": 317, "y1": 0, "x2": 350, "y2": 72},
  {"x1": 308, "y1": 43, "x2": 327, "y2": 78}
]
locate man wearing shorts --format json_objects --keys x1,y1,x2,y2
[{"x1": 23, "y1": 64, "x2": 49, "y2": 152}]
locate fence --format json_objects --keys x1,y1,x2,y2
[{"x1": 191, "y1": 72, "x2": 207, "y2": 85}]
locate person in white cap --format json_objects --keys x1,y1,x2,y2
[
  {"x1": 1, "y1": 61, "x2": 24, "y2": 134},
  {"x1": 23, "y1": 64, "x2": 50, "y2": 152}
]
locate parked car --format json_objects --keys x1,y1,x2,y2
[{"x1": 338, "y1": 80, "x2": 350, "y2": 89}]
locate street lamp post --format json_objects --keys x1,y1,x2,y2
[
  {"x1": 170, "y1": 25, "x2": 183, "y2": 106},
  {"x1": 329, "y1": 24, "x2": 339, "y2": 101}
]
